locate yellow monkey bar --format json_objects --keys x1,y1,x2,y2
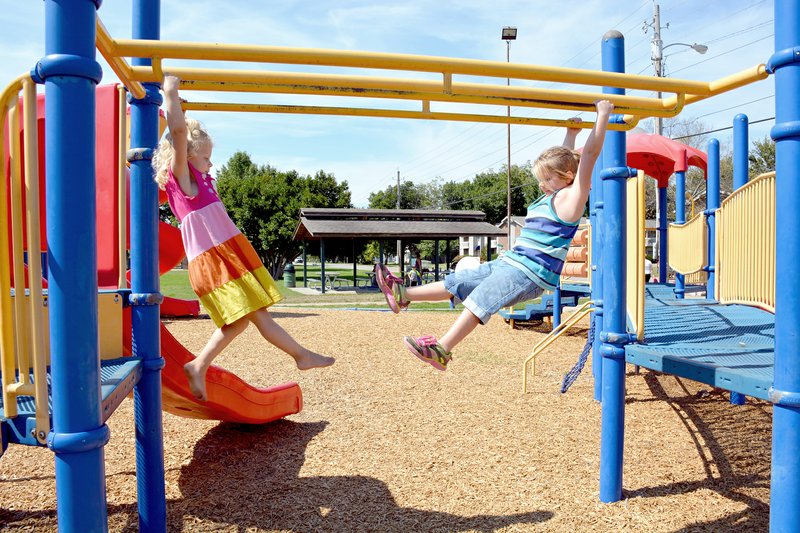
[{"x1": 95, "y1": 16, "x2": 768, "y2": 129}]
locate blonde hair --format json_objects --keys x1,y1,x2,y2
[
  {"x1": 533, "y1": 146, "x2": 580, "y2": 185},
  {"x1": 151, "y1": 116, "x2": 213, "y2": 189}
]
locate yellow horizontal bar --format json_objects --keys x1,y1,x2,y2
[
  {"x1": 108, "y1": 36, "x2": 712, "y2": 94},
  {"x1": 183, "y1": 101, "x2": 639, "y2": 130},
  {"x1": 666, "y1": 64, "x2": 768, "y2": 107},
  {"x1": 177, "y1": 80, "x2": 681, "y2": 118},
  {"x1": 131, "y1": 66, "x2": 683, "y2": 117},
  {"x1": 95, "y1": 17, "x2": 146, "y2": 99},
  {"x1": 7, "y1": 382, "x2": 34, "y2": 396}
]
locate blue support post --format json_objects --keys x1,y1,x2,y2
[
  {"x1": 41, "y1": 1, "x2": 108, "y2": 531},
  {"x1": 768, "y1": 2, "x2": 800, "y2": 529},
  {"x1": 705, "y1": 139, "x2": 720, "y2": 300},
  {"x1": 657, "y1": 185, "x2": 668, "y2": 284},
  {"x1": 129, "y1": 1, "x2": 167, "y2": 530},
  {"x1": 598, "y1": 30, "x2": 628, "y2": 503},
  {"x1": 733, "y1": 113, "x2": 749, "y2": 191},
  {"x1": 674, "y1": 171, "x2": 685, "y2": 298},
  {"x1": 730, "y1": 113, "x2": 748, "y2": 401},
  {"x1": 591, "y1": 157, "x2": 604, "y2": 402},
  {"x1": 552, "y1": 286, "x2": 562, "y2": 329}
]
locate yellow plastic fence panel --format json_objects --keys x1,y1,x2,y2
[
  {"x1": 685, "y1": 270, "x2": 708, "y2": 285},
  {"x1": 668, "y1": 212, "x2": 707, "y2": 275},
  {"x1": 625, "y1": 171, "x2": 645, "y2": 341},
  {"x1": 97, "y1": 292, "x2": 123, "y2": 360},
  {"x1": 715, "y1": 172, "x2": 776, "y2": 313}
]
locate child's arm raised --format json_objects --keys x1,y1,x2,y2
[
  {"x1": 554, "y1": 101, "x2": 614, "y2": 222},
  {"x1": 562, "y1": 118, "x2": 582, "y2": 149},
  {"x1": 162, "y1": 75, "x2": 193, "y2": 196}
]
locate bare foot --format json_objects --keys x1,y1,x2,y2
[
  {"x1": 183, "y1": 361, "x2": 208, "y2": 401},
  {"x1": 295, "y1": 351, "x2": 336, "y2": 370}
]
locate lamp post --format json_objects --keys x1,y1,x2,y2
[
  {"x1": 502, "y1": 26, "x2": 517, "y2": 253},
  {"x1": 648, "y1": 2, "x2": 707, "y2": 283}
]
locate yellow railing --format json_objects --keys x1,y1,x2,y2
[
  {"x1": 522, "y1": 301, "x2": 594, "y2": 393},
  {"x1": 685, "y1": 270, "x2": 708, "y2": 285},
  {"x1": 625, "y1": 171, "x2": 645, "y2": 342},
  {"x1": 94, "y1": 16, "x2": 768, "y2": 130},
  {"x1": 0, "y1": 75, "x2": 50, "y2": 443},
  {"x1": 668, "y1": 212, "x2": 707, "y2": 275},
  {"x1": 716, "y1": 172, "x2": 776, "y2": 312}
]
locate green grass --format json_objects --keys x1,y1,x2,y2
[
  {"x1": 160, "y1": 269, "x2": 197, "y2": 301},
  {"x1": 159, "y1": 267, "x2": 559, "y2": 311}
]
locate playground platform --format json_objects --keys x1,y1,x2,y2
[
  {"x1": 625, "y1": 284, "x2": 774, "y2": 401},
  {"x1": 0, "y1": 358, "x2": 142, "y2": 449}
]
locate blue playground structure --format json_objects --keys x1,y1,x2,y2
[{"x1": 1, "y1": 1, "x2": 799, "y2": 531}]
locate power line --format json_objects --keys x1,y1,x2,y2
[{"x1": 671, "y1": 116, "x2": 774, "y2": 140}]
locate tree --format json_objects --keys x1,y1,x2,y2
[
  {"x1": 749, "y1": 136, "x2": 775, "y2": 177},
  {"x1": 216, "y1": 152, "x2": 353, "y2": 278}
]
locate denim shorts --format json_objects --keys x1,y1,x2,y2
[{"x1": 443, "y1": 258, "x2": 545, "y2": 324}]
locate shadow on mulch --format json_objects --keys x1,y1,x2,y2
[
  {"x1": 623, "y1": 372, "x2": 771, "y2": 533},
  {"x1": 158, "y1": 420, "x2": 552, "y2": 532}
]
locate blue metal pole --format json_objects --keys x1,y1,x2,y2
[
  {"x1": 674, "y1": 171, "x2": 685, "y2": 298},
  {"x1": 657, "y1": 185, "x2": 668, "y2": 284},
  {"x1": 590, "y1": 159, "x2": 604, "y2": 402},
  {"x1": 552, "y1": 286, "x2": 562, "y2": 329},
  {"x1": 599, "y1": 30, "x2": 627, "y2": 503},
  {"x1": 41, "y1": 1, "x2": 108, "y2": 531},
  {"x1": 705, "y1": 139, "x2": 720, "y2": 300},
  {"x1": 129, "y1": 1, "x2": 167, "y2": 531},
  {"x1": 725, "y1": 127, "x2": 747, "y2": 407},
  {"x1": 733, "y1": 113, "x2": 749, "y2": 190},
  {"x1": 769, "y1": 1, "x2": 800, "y2": 529}
]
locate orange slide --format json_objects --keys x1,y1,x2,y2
[{"x1": 158, "y1": 323, "x2": 302, "y2": 424}]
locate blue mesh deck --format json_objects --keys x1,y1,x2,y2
[
  {"x1": 625, "y1": 286, "x2": 775, "y2": 400},
  {"x1": 0, "y1": 358, "x2": 142, "y2": 446}
]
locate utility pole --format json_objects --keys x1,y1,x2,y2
[
  {"x1": 650, "y1": 1, "x2": 665, "y2": 137},
  {"x1": 647, "y1": 1, "x2": 665, "y2": 268}
]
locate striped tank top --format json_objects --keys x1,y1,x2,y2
[{"x1": 501, "y1": 190, "x2": 579, "y2": 291}]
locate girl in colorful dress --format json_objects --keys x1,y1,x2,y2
[
  {"x1": 153, "y1": 75, "x2": 334, "y2": 401},
  {"x1": 376, "y1": 101, "x2": 614, "y2": 370}
]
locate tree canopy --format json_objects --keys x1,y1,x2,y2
[{"x1": 215, "y1": 151, "x2": 352, "y2": 277}]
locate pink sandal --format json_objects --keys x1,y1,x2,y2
[
  {"x1": 374, "y1": 264, "x2": 409, "y2": 313},
  {"x1": 403, "y1": 335, "x2": 452, "y2": 371}
]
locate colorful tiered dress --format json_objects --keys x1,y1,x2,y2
[{"x1": 165, "y1": 163, "x2": 283, "y2": 327}]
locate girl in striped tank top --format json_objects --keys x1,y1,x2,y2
[
  {"x1": 376, "y1": 100, "x2": 614, "y2": 371},
  {"x1": 154, "y1": 76, "x2": 334, "y2": 401}
]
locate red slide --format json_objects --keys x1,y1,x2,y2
[{"x1": 159, "y1": 323, "x2": 302, "y2": 424}]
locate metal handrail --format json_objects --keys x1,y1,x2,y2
[
  {"x1": 0, "y1": 75, "x2": 51, "y2": 442},
  {"x1": 522, "y1": 300, "x2": 594, "y2": 393}
]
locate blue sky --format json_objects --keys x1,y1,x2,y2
[{"x1": 3, "y1": 1, "x2": 775, "y2": 207}]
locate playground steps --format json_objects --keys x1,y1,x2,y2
[
  {"x1": 0, "y1": 357, "x2": 142, "y2": 447},
  {"x1": 499, "y1": 285, "x2": 590, "y2": 324},
  {"x1": 625, "y1": 287, "x2": 774, "y2": 400}
]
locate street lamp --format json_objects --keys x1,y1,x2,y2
[
  {"x1": 502, "y1": 26, "x2": 517, "y2": 253},
  {"x1": 652, "y1": 36, "x2": 708, "y2": 136}
]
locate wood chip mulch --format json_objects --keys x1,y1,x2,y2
[{"x1": 0, "y1": 308, "x2": 772, "y2": 532}]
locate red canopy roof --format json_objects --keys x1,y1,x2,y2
[{"x1": 626, "y1": 133, "x2": 708, "y2": 188}]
